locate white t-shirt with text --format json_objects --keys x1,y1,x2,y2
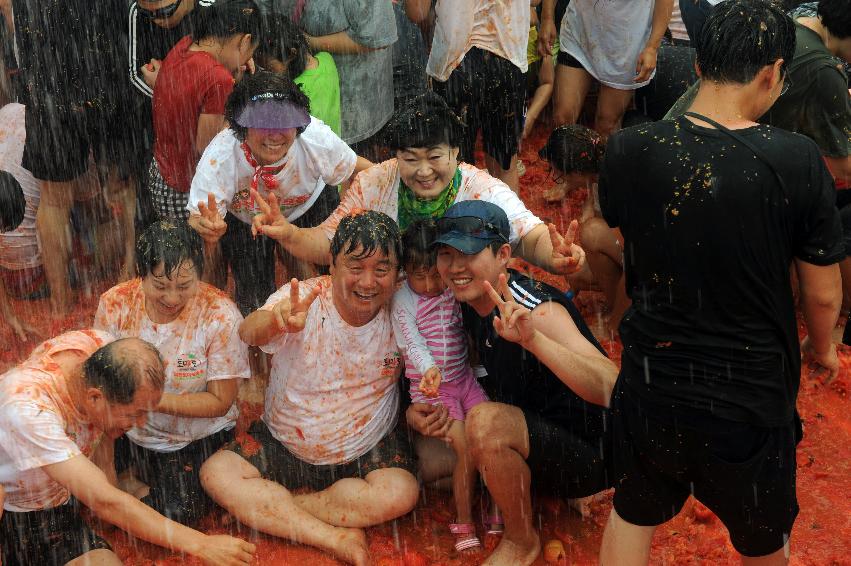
[
  {"x1": 259, "y1": 277, "x2": 401, "y2": 465},
  {"x1": 94, "y1": 280, "x2": 250, "y2": 452},
  {"x1": 187, "y1": 117, "x2": 356, "y2": 224}
]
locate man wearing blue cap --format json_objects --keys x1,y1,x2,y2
[{"x1": 408, "y1": 199, "x2": 618, "y2": 566}]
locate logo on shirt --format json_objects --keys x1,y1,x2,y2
[
  {"x1": 380, "y1": 352, "x2": 402, "y2": 378},
  {"x1": 174, "y1": 352, "x2": 205, "y2": 380}
]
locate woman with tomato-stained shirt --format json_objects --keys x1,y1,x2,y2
[{"x1": 94, "y1": 220, "x2": 250, "y2": 526}]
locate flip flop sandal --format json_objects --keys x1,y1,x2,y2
[{"x1": 450, "y1": 523, "x2": 482, "y2": 552}]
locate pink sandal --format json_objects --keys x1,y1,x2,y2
[
  {"x1": 483, "y1": 513, "x2": 504, "y2": 535},
  {"x1": 449, "y1": 523, "x2": 482, "y2": 552}
]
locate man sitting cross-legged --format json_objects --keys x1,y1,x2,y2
[
  {"x1": 407, "y1": 200, "x2": 619, "y2": 566},
  {"x1": 201, "y1": 209, "x2": 419, "y2": 566}
]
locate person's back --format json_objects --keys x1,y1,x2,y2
[
  {"x1": 602, "y1": 117, "x2": 840, "y2": 424},
  {"x1": 599, "y1": 3, "x2": 844, "y2": 563}
]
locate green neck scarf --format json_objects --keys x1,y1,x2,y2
[{"x1": 397, "y1": 168, "x2": 462, "y2": 231}]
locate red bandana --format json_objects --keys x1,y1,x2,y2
[{"x1": 241, "y1": 143, "x2": 285, "y2": 193}]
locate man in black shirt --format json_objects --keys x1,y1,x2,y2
[
  {"x1": 598, "y1": 2, "x2": 843, "y2": 564},
  {"x1": 422, "y1": 200, "x2": 618, "y2": 566}
]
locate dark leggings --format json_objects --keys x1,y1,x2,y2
[{"x1": 221, "y1": 212, "x2": 278, "y2": 317}]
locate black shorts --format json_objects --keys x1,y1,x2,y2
[
  {"x1": 557, "y1": 51, "x2": 587, "y2": 71},
  {"x1": 610, "y1": 380, "x2": 800, "y2": 557},
  {"x1": 522, "y1": 408, "x2": 612, "y2": 499},
  {"x1": 291, "y1": 184, "x2": 341, "y2": 229},
  {"x1": 0, "y1": 498, "x2": 112, "y2": 565},
  {"x1": 432, "y1": 47, "x2": 526, "y2": 170},
  {"x1": 221, "y1": 213, "x2": 278, "y2": 316},
  {"x1": 836, "y1": 189, "x2": 851, "y2": 256},
  {"x1": 114, "y1": 427, "x2": 234, "y2": 526},
  {"x1": 228, "y1": 419, "x2": 416, "y2": 492},
  {"x1": 22, "y1": 94, "x2": 148, "y2": 183}
]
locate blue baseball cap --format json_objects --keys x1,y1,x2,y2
[{"x1": 432, "y1": 200, "x2": 510, "y2": 255}]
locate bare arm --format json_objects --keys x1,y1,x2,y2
[
  {"x1": 196, "y1": 113, "x2": 226, "y2": 160},
  {"x1": 486, "y1": 276, "x2": 618, "y2": 407},
  {"x1": 521, "y1": 303, "x2": 618, "y2": 406},
  {"x1": 796, "y1": 259, "x2": 842, "y2": 359},
  {"x1": 155, "y1": 379, "x2": 239, "y2": 418},
  {"x1": 518, "y1": 222, "x2": 585, "y2": 275},
  {"x1": 647, "y1": 0, "x2": 674, "y2": 50},
  {"x1": 43, "y1": 456, "x2": 255, "y2": 565},
  {"x1": 239, "y1": 278, "x2": 320, "y2": 346},
  {"x1": 306, "y1": 32, "x2": 379, "y2": 55},
  {"x1": 823, "y1": 155, "x2": 851, "y2": 187}
]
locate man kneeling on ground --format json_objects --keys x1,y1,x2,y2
[
  {"x1": 0, "y1": 332, "x2": 255, "y2": 565},
  {"x1": 409, "y1": 200, "x2": 618, "y2": 566},
  {"x1": 201, "y1": 210, "x2": 419, "y2": 566}
]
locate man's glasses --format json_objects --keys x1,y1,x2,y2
[
  {"x1": 139, "y1": 0, "x2": 181, "y2": 20},
  {"x1": 436, "y1": 216, "x2": 507, "y2": 242}
]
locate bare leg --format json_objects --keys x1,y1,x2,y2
[
  {"x1": 837, "y1": 257, "x2": 851, "y2": 342},
  {"x1": 523, "y1": 56, "x2": 555, "y2": 140},
  {"x1": 741, "y1": 547, "x2": 790, "y2": 566},
  {"x1": 65, "y1": 549, "x2": 124, "y2": 566},
  {"x1": 36, "y1": 179, "x2": 76, "y2": 315},
  {"x1": 293, "y1": 467, "x2": 418, "y2": 528},
  {"x1": 200, "y1": 450, "x2": 370, "y2": 566},
  {"x1": 595, "y1": 86, "x2": 635, "y2": 141},
  {"x1": 109, "y1": 171, "x2": 137, "y2": 282},
  {"x1": 466, "y1": 402, "x2": 540, "y2": 566},
  {"x1": 580, "y1": 217, "x2": 629, "y2": 332},
  {"x1": 551, "y1": 64, "x2": 594, "y2": 127},
  {"x1": 485, "y1": 154, "x2": 520, "y2": 194},
  {"x1": 599, "y1": 507, "x2": 656, "y2": 566},
  {"x1": 446, "y1": 420, "x2": 476, "y2": 525}
]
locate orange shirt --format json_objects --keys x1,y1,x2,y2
[{"x1": 0, "y1": 330, "x2": 114, "y2": 512}]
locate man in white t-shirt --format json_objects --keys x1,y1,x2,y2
[
  {"x1": 0, "y1": 331, "x2": 256, "y2": 565},
  {"x1": 94, "y1": 221, "x2": 251, "y2": 527},
  {"x1": 201, "y1": 210, "x2": 418, "y2": 566}
]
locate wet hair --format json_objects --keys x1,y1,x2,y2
[
  {"x1": 818, "y1": 0, "x2": 851, "y2": 39},
  {"x1": 330, "y1": 211, "x2": 402, "y2": 265},
  {"x1": 0, "y1": 171, "x2": 25, "y2": 233},
  {"x1": 383, "y1": 92, "x2": 466, "y2": 151},
  {"x1": 255, "y1": 14, "x2": 312, "y2": 79},
  {"x1": 225, "y1": 69, "x2": 311, "y2": 141},
  {"x1": 83, "y1": 339, "x2": 165, "y2": 404},
  {"x1": 192, "y1": 0, "x2": 262, "y2": 43},
  {"x1": 696, "y1": 0, "x2": 795, "y2": 84},
  {"x1": 135, "y1": 220, "x2": 205, "y2": 279},
  {"x1": 539, "y1": 125, "x2": 605, "y2": 175},
  {"x1": 401, "y1": 218, "x2": 438, "y2": 270}
]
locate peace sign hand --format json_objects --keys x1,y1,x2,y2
[
  {"x1": 549, "y1": 220, "x2": 586, "y2": 275},
  {"x1": 196, "y1": 193, "x2": 227, "y2": 244},
  {"x1": 271, "y1": 278, "x2": 321, "y2": 333},
  {"x1": 484, "y1": 273, "x2": 537, "y2": 346},
  {"x1": 251, "y1": 189, "x2": 296, "y2": 243}
]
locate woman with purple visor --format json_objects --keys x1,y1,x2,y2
[{"x1": 187, "y1": 70, "x2": 371, "y2": 316}]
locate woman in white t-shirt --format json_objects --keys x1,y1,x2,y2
[
  {"x1": 94, "y1": 221, "x2": 251, "y2": 527},
  {"x1": 187, "y1": 71, "x2": 372, "y2": 315},
  {"x1": 538, "y1": 0, "x2": 673, "y2": 149},
  {"x1": 249, "y1": 92, "x2": 586, "y2": 277}
]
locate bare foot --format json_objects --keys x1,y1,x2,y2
[
  {"x1": 482, "y1": 531, "x2": 540, "y2": 566},
  {"x1": 567, "y1": 492, "x2": 608, "y2": 519},
  {"x1": 325, "y1": 527, "x2": 371, "y2": 566}
]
